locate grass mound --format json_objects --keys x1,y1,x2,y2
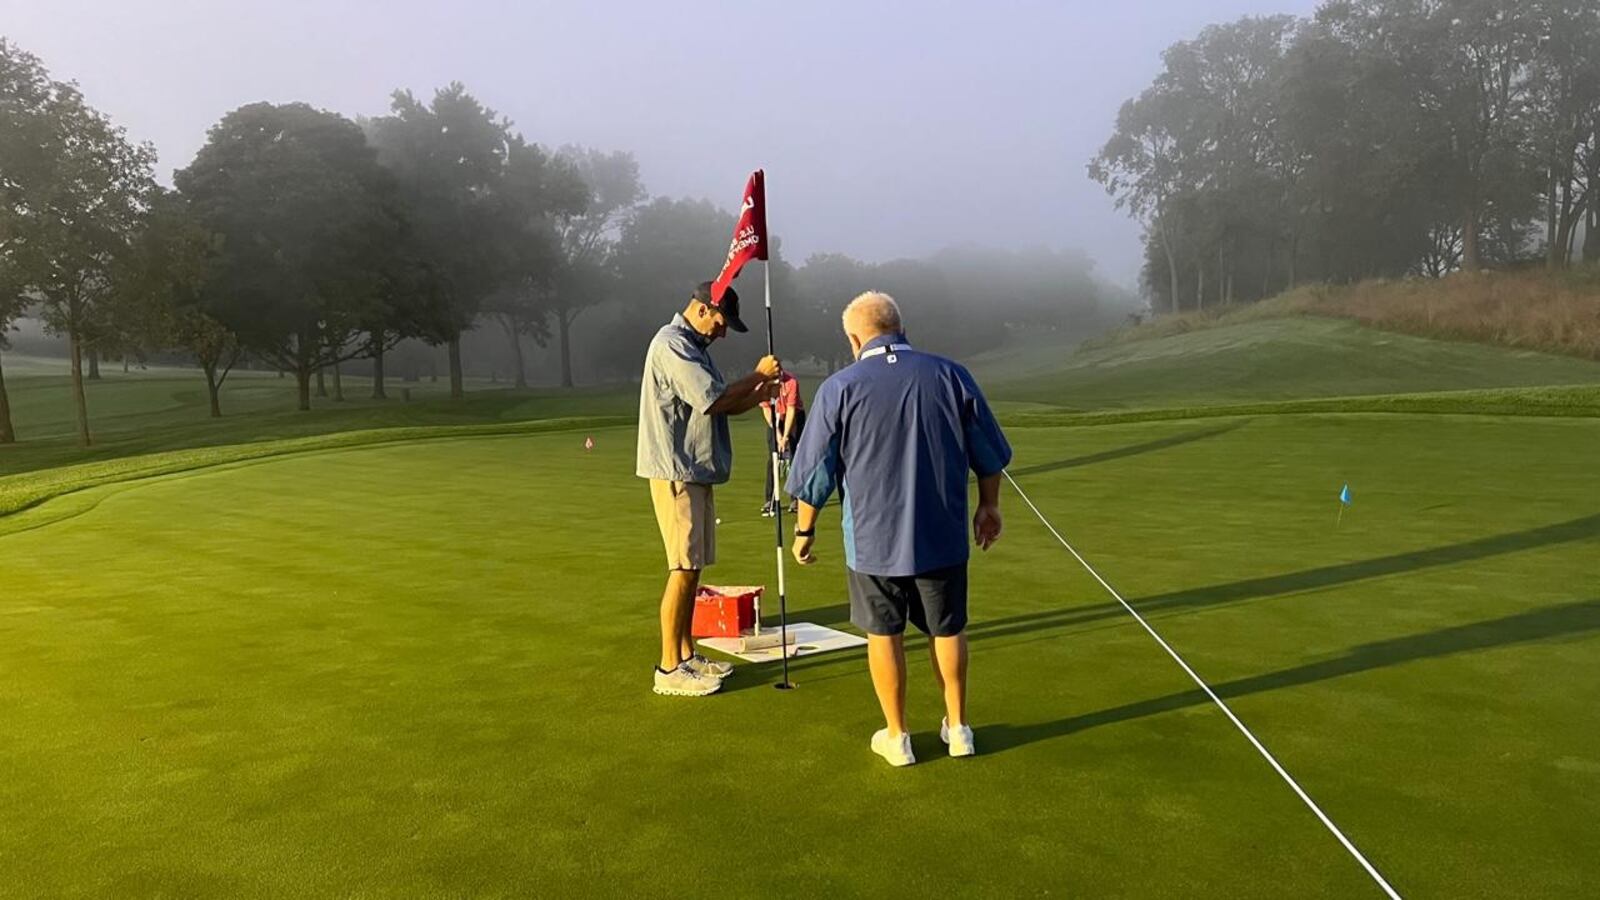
[{"x1": 1080, "y1": 268, "x2": 1600, "y2": 360}]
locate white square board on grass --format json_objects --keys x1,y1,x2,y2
[{"x1": 698, "y1": 622, "x2": 867, "y2": 664}]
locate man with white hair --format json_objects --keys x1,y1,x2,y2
[{"x1": 786, "y1": 291, "x2": 1011, "y2": 766}]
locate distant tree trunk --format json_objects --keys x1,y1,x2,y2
[
  {"x1": 278, "y1": 369, "x2": 286, "y2": 379},
  {"x1": 87, "y1": 347, "x2": 100, "y2": 381},
  {"x1": 505, "y1": 314, "x2": 528, "y2": 389},
  {"x1": 1157, "y1": 210, "x2": 1180, "y2": 315},
  {"x1": 1588, "y1": 137, "x2": 1600, "y2": 264},
  {"x1": 559, "y1": 309, "x2": 575, "y2": 388},
  {"x1": 1556, "y1": 211, "x2": 1578, "y2": 269},
  {"x1": 1587, "y1": 197, "x2": 1600, "y2": 264},
  {"x1": 68, "y1": 327, "x2": 92, "y2": 446},
  {"x1": 295, "y1": 331, "x2": 314, "y2": 412},
  {"x1": 203, "y1": 362, "x2": 223, "y2": 418},
  {"x1": 315, "y1": 367, "x2": 328, "y2": 397},
  {"x1": 1546, "y1": 164, "x2": 1562, "y2": 270},
  {"x1": 0, "y1": 348, "x2": 15, "y2": 443},
  {"x1": 1461, "y1": 203, "x2": 1482, "y2": 272},
  {"x1": 372, "y1": 335, "x2": 387, "y2": 399},
  {"x1": 122, "y1": 357, "x2": 129, "y2": 374},
  {"x1": 332, "y1": 361, "x2": 344, "y2": 402},
  {"x1": 1195, "y1": 260, "x2": 1205, "y2": 311},
  {"x1": 448, "y1": 334, "x2": 464, "y2": 399}
]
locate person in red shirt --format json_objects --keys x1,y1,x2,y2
[{"x1": 759, "y1": 369, "x2": 806, "y2": 516}]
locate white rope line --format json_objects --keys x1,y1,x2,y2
[{"x1": 1002, "y1": 470, "x2": 1402, "y2": 900}]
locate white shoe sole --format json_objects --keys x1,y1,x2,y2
[
  {"x1": 653, "y1": 682, "x2": 722, "y2": 697},
  {"x1": 874, "y1": 748, "x2": 916, "y2": 767}
]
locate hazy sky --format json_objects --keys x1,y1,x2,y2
[{"x1": 2, "y1": 0, "x2": 1320, "y2": 287}]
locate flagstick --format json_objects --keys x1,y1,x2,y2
[
  {"x1": 1337, "y1": 504, "x2": 1345, "y2": 528},
  {"x1": 765, "y1": 249, "x2": 794, "y2": 690}
]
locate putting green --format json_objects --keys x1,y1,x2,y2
[{"x1": 2, "y1": 411, "x2": 1596, "y2": 897}]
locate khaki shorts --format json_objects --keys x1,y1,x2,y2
[{"x1": 649, "y1": 480, "x2": 717, "y2": 571}]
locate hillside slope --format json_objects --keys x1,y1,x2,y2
[{"x1": 988, "y1": 318, "x2": 1600, "y2": 411}]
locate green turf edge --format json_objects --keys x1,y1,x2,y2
[
  {"x1": 5, "y1": 383, "x2": 1596, "y2": 524},
  {"x1": 0, "y1": 416, "x2": 634, "y2": 521},
  {"x1": 1000, "y1": 384, "x2": 1600, "y2": 427}
]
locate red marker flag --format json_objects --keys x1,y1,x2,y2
[{"x1": 710, "y1": 169, "x2": 768, "y2": 303}]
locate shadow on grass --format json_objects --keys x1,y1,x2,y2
[
  {"x1": 1007, "y1": 421, "x2": 1246, "y2": 479},
  {"x1": 791, "y1": 511, "x2": 1600, "y2": 639},
  {"x1": 980, "y1": 597, "x2": 1600, "y2": 755},
  {"x1": 963, "y1": 511, "x2": 1600, "y2": 645},
  {"x1": 729, "y1": 511, "x2": 1600, "y2": 694}
]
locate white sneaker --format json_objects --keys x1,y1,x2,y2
[
  {"x1": 653, "y1": 663, "x2": 721, "y2": 697},
  {"x1": 685, "y1": 653, "x2": 733, "y2": 679},
  {"x1": 939, "y1": 717, "x2": 976, "y2": 757},
  {"x1": 870, "y1": 728, "x2": 916, "y2": 767}
]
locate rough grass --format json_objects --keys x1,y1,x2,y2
[{"x1": 1082, "y1": 268, "x2": 1600, "y2": 359}]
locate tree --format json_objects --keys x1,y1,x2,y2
[
  {"x1": 548, "y1": 147, "x2": 644, "y2": 387},
  {"x1": 120, "y1": 189, "x2": 242, "y2": 417},
  {"x1": 368, "y1": 84, "x2": 574, "y2": 398},
  {"x1": 1524, "y1": 0, "x2": 1600, "y2": 268},
  {"x1": 791, "y1": 252, "x2": 869, "y2": 370},
  {"x1": 1320, "y1": 0, "x2": 1543, "y2": 272},
  {"x1": 479, "y1": 139, "x2": 588, "y2": 389},
  {"x1": 1090, "y1": 47, "x2": 1206, "y2": 313},
  {"x1": 176, "y1": 102, "x2": 403, "y2": 411},
  {"x1": 2, "y1": 40, "x2": 155, "y2": 445},
  {"x1": 613, "y1": 197, "x2": 741, "y2": 362},
  {"x1": 0, "y1": 268, "x2": 21, "y2": 444},
  {"x1": 0, "y1": 38, "x2": 57, "y2": 443}
]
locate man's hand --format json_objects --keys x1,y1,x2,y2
[
  {"x1": 777, "y1": 433, "x2": 790, "y2": 454},
  {"x1": 792, "y1": 533, "x2": 816, "y2": 565},
  {"x1": 755, "y1": 355, "x2": 781, "y2": 380},
  {"x1": 973, "y1": 504, "x2": 1003, "y2": 551}
]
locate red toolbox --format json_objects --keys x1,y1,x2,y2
[{"x1": 691, "y1": 585, "x2": 762, "y2": 638}]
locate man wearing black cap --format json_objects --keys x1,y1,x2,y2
[{"x1": 637, "y1": 281, "x2": 781, "y2": 697}]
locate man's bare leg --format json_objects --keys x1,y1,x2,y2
[
  {"x1": 931, "y1": 633, "x2": 968, "y2": 728},
  {"x1": 867, "y1": 634, "x2": 909, "y2": 735},
  {"x1": 659, "y1": 569, "x2": 700, "y2": 671},
  {"x1": 677, "y1": 575, "x2": 697, "y2": 662}
]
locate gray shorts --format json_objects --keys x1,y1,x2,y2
[{"x1": 847, "y1": 564, "x2": 969, "y2": 637}]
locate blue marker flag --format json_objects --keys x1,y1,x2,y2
[{"x1": 1339, "y1": 484, "x2": 1352, "y2": 505}]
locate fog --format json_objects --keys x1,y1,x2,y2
[{"x1": 0, "y1": 0, "x2": 1319, "y2": 288}]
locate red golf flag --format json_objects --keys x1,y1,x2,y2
[{"x1": 710, "y1": 169, "x2": 768, "y2": 303}]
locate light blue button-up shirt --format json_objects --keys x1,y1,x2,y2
[{"x1": 636, "y1": 314, "x2": 733, "y2": 484}]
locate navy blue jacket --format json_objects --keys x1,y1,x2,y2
[{"x1": 786, "y1": 334, "x2": 1012, "y2": 576}]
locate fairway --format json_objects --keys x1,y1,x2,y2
[{"x1": 3, "y1": 409, "x2": 1597, "y2": 897}]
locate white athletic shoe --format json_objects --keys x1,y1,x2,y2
[
  {"x1": 653, "y1": 663, "x2": 721, "y2": 697},
  {"x1": 685, "y1": 653, "x2": 733, "y2": 679},
  {"x1": 871, "y1": 728, "x2": 916, "y2": 767},
  {"x1": 940, "y1": 717, "x2": 976, "y2": 757}
]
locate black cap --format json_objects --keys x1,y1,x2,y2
[{"x1": 694, "y1": 281, "x2": 749, "y2": 333}]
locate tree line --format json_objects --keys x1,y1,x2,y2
[
  {"x1": 1092, "y1": 0, "x2": 1600, "y2": 314},
  {"x1": 0, "y1": 37, "x2": 1115, "y2": 447}
]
